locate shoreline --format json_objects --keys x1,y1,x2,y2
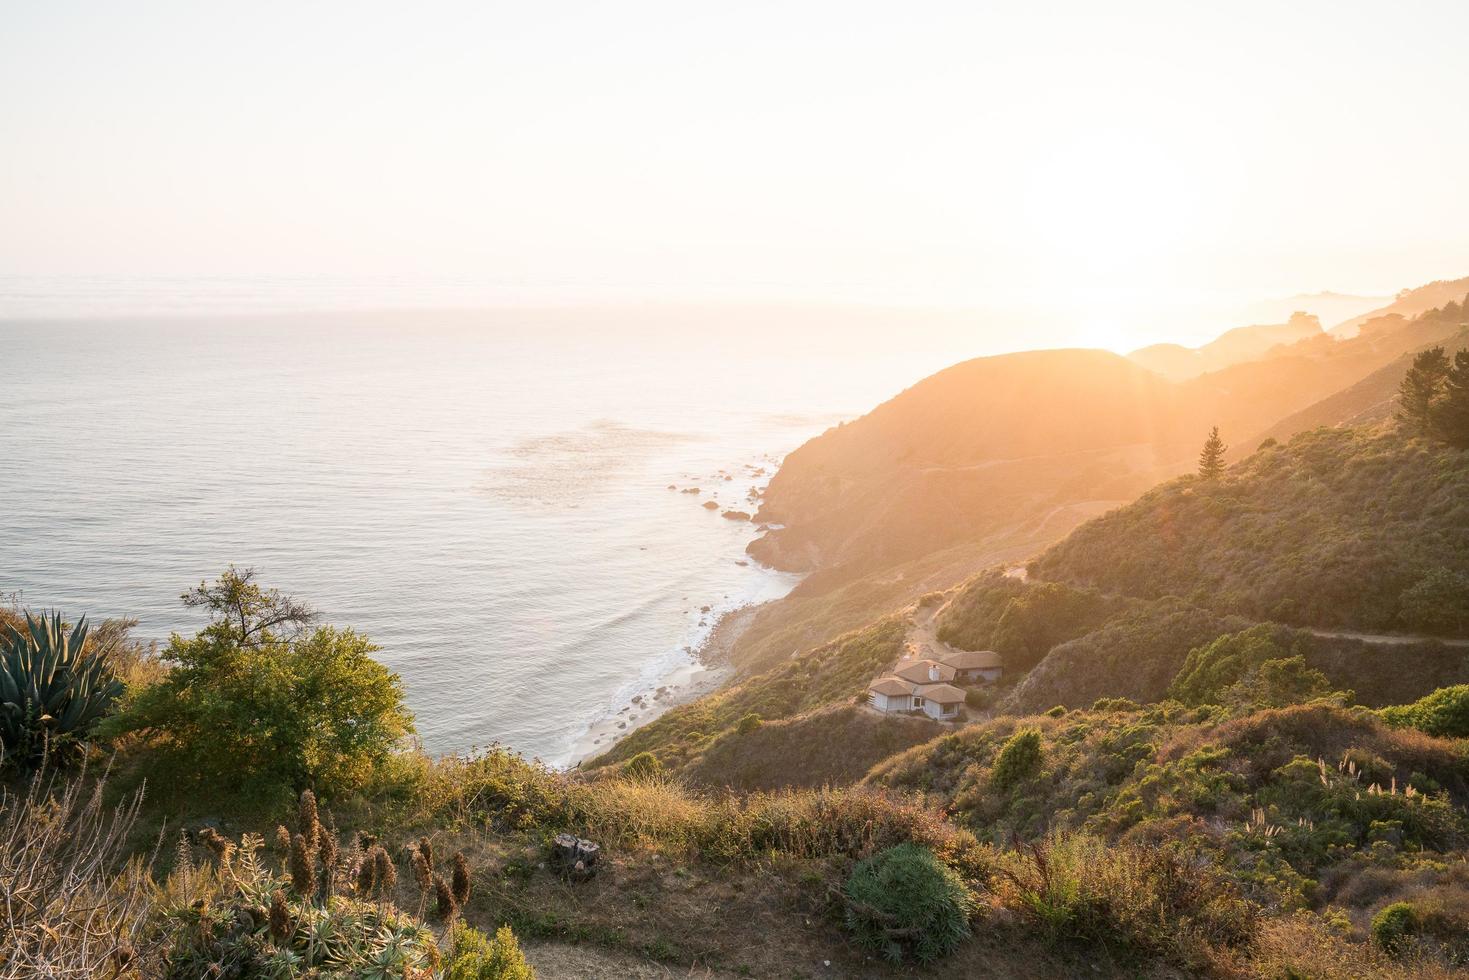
[{"x1": 564, "y1": 603, "x2": 763, "y2": 768}]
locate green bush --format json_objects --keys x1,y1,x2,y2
[
  {"x1": 623, "y1": 751, "x2": 663, "y2": 779},
  {"x1": 100, "y1": 569, "x2": 412, "y2": 797},
  {"x1": 842, "y1": 843, "x2": 973, "y2": 963},
  {"x1": 1170, "y1": 625, "x2": 1301, "y2": 706},
  {"x1": 446, "y1": 923, "x2": 537, "y2": 979},
  {"x1": 736, "y1": 712, "x2": 762, "y2": 734},
  {"x1": 0, "y1": 611, "x2": 124, "y2": 771},
  {"x1": 1371, "y1": 901, "x2": 1417, "y2": 956},
  {"x1": 991, "y1": 728, "x2": 1043, "y2": 791},
  {"x1": 1379, "y1": 685, "x2": 1469, "y2": 738}
]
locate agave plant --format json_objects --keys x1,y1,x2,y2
[{"x1": 0, "y1": 611, "x2": 125, "y2": 770}]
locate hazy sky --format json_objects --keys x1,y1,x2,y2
[{"x1": 4, "y1": 1, "x2": 1468, "y2": 343}]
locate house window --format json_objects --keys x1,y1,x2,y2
[{"x1": 912, "y1": 697, "x2": 924, "y2": 708}]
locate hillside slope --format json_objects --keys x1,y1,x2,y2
[
  {"x1": 1030, "y1": 426, "x2": 1469, "y2": 636},
  {"x1": 748, "y1": 298, "x2": 1468, "y2": 598},
  {"x1": 748, "y1": 349, "x2": 1196, "y2": 579}
]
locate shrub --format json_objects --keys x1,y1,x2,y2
[
  {"x1": 996, "y1": 833, "x2": 1256, "y2": 969},
  {"x1": 445, "y1": 923, "x2": 537, "y2": 979},
  {"x1": 0, "y1": 611, "x2": 125, "y2": 771},
  {"x1": 842, "y1": 843, "x2": 974, "y2": 963},
  {"x1": 623, "y1": 751, "x2": 664, "y2": 779},
  {"x1": 100, "y1": 570, "x2": 412, "y2": 797},
  {"x1": 991, "y1": 728, "x2": 1043, "y2": 791},
  {"x1": 1379, "y1": 685, "x2": 1469, "y2": 738},
  {"x1": 1372, "y1": 901, "x2": 1417, "y2": 956},
  {"x1": 736, "y1": 712, "x2": 762, "y2": 734}
]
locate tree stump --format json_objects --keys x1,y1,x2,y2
[{"x1": 551, "y1": 834, "x2": 601, "y2": 882}]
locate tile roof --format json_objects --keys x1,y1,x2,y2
[
  {"x1": 868, "y1": 677, "x2": 915, "y2": 697},
  {"x1": 891, "y1": 659, "x2": 956, "y2": 684},
  {"x1": 914, "y1": 682, "x2": 965, "y2": 703},
  {"x1": 938, "y1": 649, "x2": 1002, "y2": 670}
]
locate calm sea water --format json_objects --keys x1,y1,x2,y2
[{"x1": 0, "y1": 300, "x2": 981, "y2": 765}]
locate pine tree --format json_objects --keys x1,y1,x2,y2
[
  {"x1": 1198, "y1": 426, "x2": 1226, "y2": 480},
  {"x1": 1398, "y1": 346, "x2": 1450, "y2": 436},
  {"x1": 1431, "y1": 349, "x2": 1469, "y2": 449}
]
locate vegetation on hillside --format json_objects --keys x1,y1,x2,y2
[
  {"x1": 100, "y1": 568, "x2": 414, "y2": 802},
  {"x1": 588, "y1": 617, "x2": 908, "y2": 770},
  {"x1": 1031, "y1": 426, "x2": 1469, "y2": 635}
]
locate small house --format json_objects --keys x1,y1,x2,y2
[
  {"x1": 866, "y1": 658, "x2": 967, "y2": 720},
  {"x1": 937, "y1": 649, "x2": 1002, "y2": 684}
]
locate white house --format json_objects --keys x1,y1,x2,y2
[{"x1": 865, "y1": 658, "x2": 967, "y2": 720}]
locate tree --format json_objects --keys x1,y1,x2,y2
[
  {"x1": 101, "y1": 570, "x2": 412, "y2": 797},
  {"x1": 1197, "y1": 426, "x2": 1226, "y2": 480},
  {"x1": 1430, "y1": 349, "x2": 1469, "y2": 449},
  {"x1": 1170, "y1": 624, "x2": 1305, "y2": 706},
  {"x1": 1223, "y1": 655, "x2": 1336, "y2": 711},
  {"x1": 1398, "y1": 346, "x2": 1450, "y2": 437},
  {"x1": 181, "y1": 565, "x2": 316, "y2": 648}
]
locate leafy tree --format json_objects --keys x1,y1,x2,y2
[
  {"x1": 1430, "y1": 349, "x2": 1469, "y2": 449},
  {"x1": 1222, "y1": 655, "x2": 1336, "y2": 711},
  {"x1": 1398, "y1": 346, "x2": 1450, "y2": 437},
  {"x1": 181, "y1": 565, "x2": 316, "y2": 648},
  {"x1": 1399, "y1": 567, "x2": 1469, "y2": 634},
  {"x1": 843, "y1": 843, "x2": 973, "y2": 964},
  {"x1": 100, "y1": 571, "x2": 412, "y2": 797},
  {"x1": 1197, "y1": 426, "x2": 1226, "y2": 480},
  {"x1": 1170, "y1": 625, "x2": 1304, "y2": 706}
]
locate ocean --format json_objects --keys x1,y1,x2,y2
[{"x1": 0, "y1": 292, "x2": 984, "y2": 766}]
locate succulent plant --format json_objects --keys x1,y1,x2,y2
[{"x1": 0, "y1": 611, "x2": 124, "y2": 770}]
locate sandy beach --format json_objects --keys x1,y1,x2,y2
[{"x1": 565, "y1": 603, "x2": 762, "y2": 767}]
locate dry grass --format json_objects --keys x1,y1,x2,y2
[
  {"x1": 1248, "y1": 911, "x2": 1462, "y2": 980},
  {"x1": 0, "y1": 761, "x2": 159, "y2": 979}
]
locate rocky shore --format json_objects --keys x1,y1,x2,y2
[{"x1": 565, "y1": 601, "x2": 763, "y2": 768}]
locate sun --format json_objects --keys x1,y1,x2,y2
[{"x1": 1069, "y1": 314, "x2": 1137, "y2": 354}]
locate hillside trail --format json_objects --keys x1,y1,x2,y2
[
  {"x1": 525, "y1": 942, "x2": 745, "y2": 979},
  {"x1": 1302, "y1": 627, "x2": 1469, "y2": 649},
  {"x1": 905, "y1": 599, "x2": 971, "y2": 664},
  {"x1": 1004, "y1": 566, "x2": 1469, "y2": 649}
]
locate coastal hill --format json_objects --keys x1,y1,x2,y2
[
  {"x1": 747, "y1": 348, "x2": 1199, "y2": 579},
  {"x1": 748, "y1": 287, "x2": 1469, "y2": 595},
  {"x1": 1329, "y1": 274, "x2": 1469, "y2": 337},
  {"x1": 721, "y1": 284, "x2": 1469, "y2": 684},
  {"x1": 1126, "y1": 311, "x2": 1324, "y2": 381}
]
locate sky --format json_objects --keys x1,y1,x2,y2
[{"x1": 3, "y1": 1, "x2": 1469, "y2": 347}]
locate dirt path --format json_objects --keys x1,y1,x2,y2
[
  {"x1": 1303, "y1": 627, "x2": 1469, "y2": 649},
  {"x1": 905, "y1": 602, "x2": 966, "y2": 664},
  {"x1": 524, "y1": 943, "x2": 745, "y2": 979}
]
